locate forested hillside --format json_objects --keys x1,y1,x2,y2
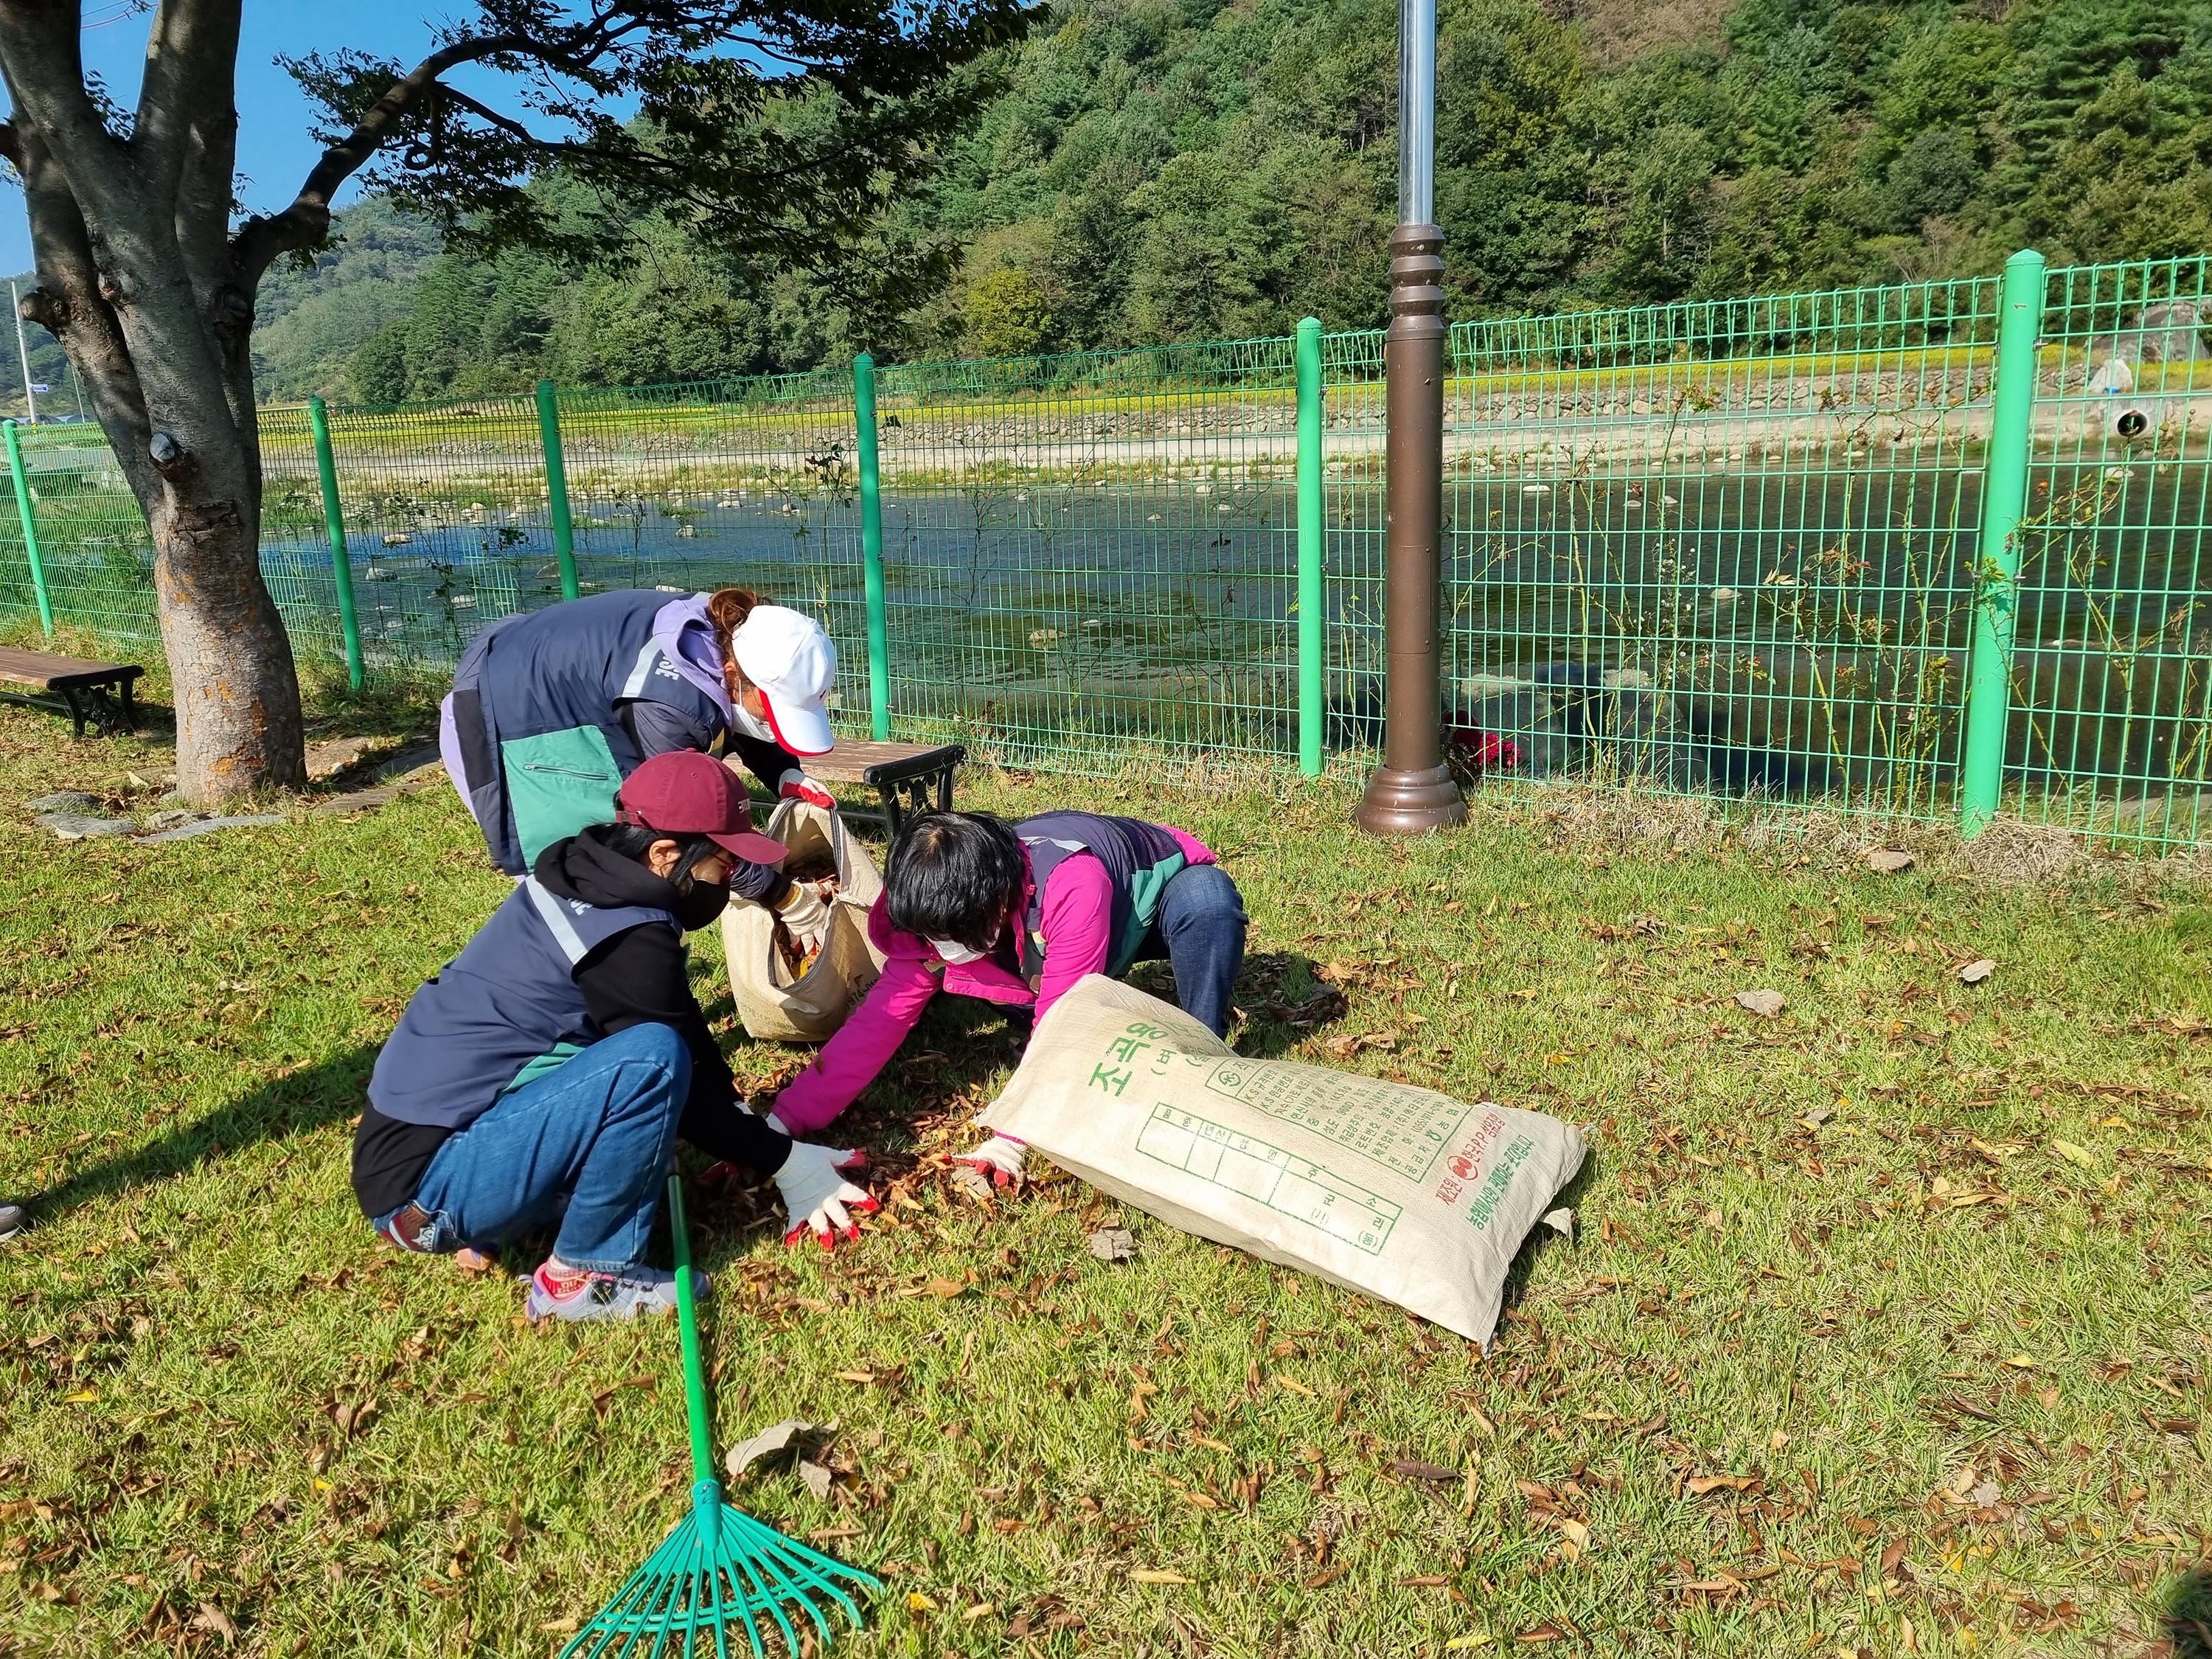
[{"x1": 18, "y1": 0, "x2": 2202, "y2": 411}]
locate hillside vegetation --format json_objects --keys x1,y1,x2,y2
[{"x1": 18, "y1": 0, "x2": 2212, "y2": 411}]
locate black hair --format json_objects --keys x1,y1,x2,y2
[
  {"x1": 885, "y1": 811, "x2": 1025, "y2": 950},
  {"x1": 602, "y1": 823, "x2": 728, "y2": 896}
]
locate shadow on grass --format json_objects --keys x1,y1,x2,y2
[
  {"x1": 2171, "y1": 1564, "x2": 2212, "y2": 1659},
  {"x1": 1128, "y1": 948, "x2": 1343, "y2": 1061},
  {"x1": 1498, "y1": 1145, "x2": 1604, "y2": 1321},
  {"x1": 26, "y1": 1046, "x2": 376, "y2": 1223}
]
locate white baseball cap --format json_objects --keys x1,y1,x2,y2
[{"x1": 730, "y1": 605, "x2": 837, "y2": 756}]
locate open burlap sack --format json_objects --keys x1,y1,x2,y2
[
  {"x1": 980, "y1": 975, "x2": 1585, "y2": 1345},
  {"x1": 721, "y1": 798, "x2": 886, "y2": 1043}
]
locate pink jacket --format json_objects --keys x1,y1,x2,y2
[{"x1": 769, "y1": 826, "x2": 1214, "y2": 1135}]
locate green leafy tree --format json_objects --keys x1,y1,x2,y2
[
  {"x1": 963, "y1": 264, "x2": 1054, "y2": 356},
  {"x1": 0, "y1": 0, "x2": 1036, "y2": 801},
  {"x1": 346, "y1": 319, "x2": 411, "y2": 404}
]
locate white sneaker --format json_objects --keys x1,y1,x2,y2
[{"x1": 526, "y1": 1262, "x2": 709, "y2": 1323}]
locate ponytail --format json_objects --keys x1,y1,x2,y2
[{"x1": 706, "y1": 587, "x2": 764, "y2": 672}]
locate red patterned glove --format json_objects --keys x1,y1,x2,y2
[{"x1": 778, "y1": 769, "x2": 835, "y2": 811}]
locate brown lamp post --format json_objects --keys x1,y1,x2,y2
[{"x1": 1354, "y1": 0, "x2": 1466, "y2": 835}]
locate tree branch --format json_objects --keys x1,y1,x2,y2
[
  {"x1": 135, "y1": 0, "x2": 243, "y2": 228},
  {"x1": 6, "y1": 123, "x2": 156, "y2": 501},
  {"x1": 227, "y1": 31, "x2": 539, "y2": 282}
]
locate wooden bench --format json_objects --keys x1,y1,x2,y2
[
  {"x1": 0, "y1": 646, "x2": 142, "y2": 738},
  {"x1": 804, "y1": 740, "x2": 967, "y2": 837}
]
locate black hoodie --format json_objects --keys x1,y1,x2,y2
[{"x1": 349, "y1": 828, "x2": 791, "y2": 1220}]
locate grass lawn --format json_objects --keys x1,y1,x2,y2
[{"x1": 1, "y1": 686, "x2": 2208, "y2": 1659}]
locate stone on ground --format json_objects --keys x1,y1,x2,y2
[{"x1": 36, "y1": 812, "x2": 132, "y2": 840}]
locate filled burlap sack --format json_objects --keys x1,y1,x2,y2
[
  {"x1": 980, "y1": 975, "x2": 1585, "y2": 1344},
  {"x1": 722, "y1": 798, "x2": 886, "y2": 1042}
]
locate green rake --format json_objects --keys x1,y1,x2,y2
[{"x1": 563, "y1": 1175, "x2": 880, "y2": 1658}]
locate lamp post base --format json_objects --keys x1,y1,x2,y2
[{"x1": 1354, "y1": 762, "x2": 1466, "y2": 835}]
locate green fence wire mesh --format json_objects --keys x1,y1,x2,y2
[{"x1": 4, "y1": 254, "x2": 2209, "y2": 849}]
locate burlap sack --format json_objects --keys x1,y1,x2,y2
[
  {"x1": 722, "y1": 799, "x2": 887, "y2": 1043},
  {"x1": 980, "y1": 975, "x2": 1585, "y2": 1344}
]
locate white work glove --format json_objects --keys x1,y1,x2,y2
[
  {"x1": 778, "y1": 769, "x2": 836, "y2": 811},
  {"x1": 774, "y1": 879, "x2": 833, "y2": 954},
  {"x1": 772, "y1": 1141, "x2": 875, "y2": 1249},
  {"x1": 952, "y1": 1133, "x2": 1029, "y2": 1195}
]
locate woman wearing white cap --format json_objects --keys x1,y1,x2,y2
[{"x1": 439, "y1": 586, "x2": 843, "y2": 948}]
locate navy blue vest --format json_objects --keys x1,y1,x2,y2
[
  {"x1": 1015, "y1": 812, "x2": 1189, "y2": 978},
  {"x1": 367, "y1": 877, "x2": 681, "y2": 1130},
  {"x1": 451, "y1": 590, "x2": 729, "y2": 874}
]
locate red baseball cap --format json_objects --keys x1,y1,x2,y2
[{"x1": 616, "y1": 751, "x2": 787, "y2": 866}]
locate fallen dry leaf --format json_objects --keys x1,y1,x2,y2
[
  {"x1": 1087, "y1": 1227, "x2": 1138, "y2": 1262},
  {"x1": 1958, "y1": 957, "x2": 1997, "y2": 984},
  {"x1": 948, "y1": 1163, "x2": 996, "y2": 1203},
  {"x1": 589, "y1": 1376, "x2": 654, "y2": 1421},
  {"x1": 906, "y1": 1591, "x2": 939, "y2": 1613},
  {"x1": 1865, "y1": 849, "x2": 1916, "y2": 875},
  {"x1": 192, "y1": 1603, "x2": 238, "y2": 1646},
  {"x1": 924, "y1": 1277, "x2": 970, "y2": 1299},
  {"x1": 1734, "y1": 989, "x2": 1786, "y2": 1018},
  {"x1": 2051, "y1": 1138, "x2": 2096, "y2": 1169},
  {"x1": 797, "y1": 1459, "x2": 835, "y2": 1500},
  {"x1": 1388, "y1": 1458, "x2": 1461, "y2": 1483},
  {"x1": 726, "y1": 1419, "x2": 828, "y2": 1481},
  {"x1": 1685, "y1": 1473, "x2": 1759, "y2": 1495},
  {"x1": 1130, "y1": 1570, "x2": 1192, "y2": 1585}
]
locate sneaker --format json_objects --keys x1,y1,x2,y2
[
  {"x1": 0, "y1": 1203, "x2": 22, "y2": 1242},
  {"x1": 525, "y1": 1261, "x2": 710, "y2": 1324}
]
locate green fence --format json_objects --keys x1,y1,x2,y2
[{"x1": 6, "y1": 251, "x2": 2211, "y2": 849}]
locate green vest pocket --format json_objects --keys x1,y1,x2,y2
[{"x1": 503, "y1": 726, "x2": 622, "y2": 868}]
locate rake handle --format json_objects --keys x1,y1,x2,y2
[{"x1": 666, "y1": 1173, "x2": 717, "y2": 1490}]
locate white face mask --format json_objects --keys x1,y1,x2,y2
[
  {"x1": 730, "y1": 699, "x2": 776, "y2": 743},
  {"x1": 931, "y1": 923, "x2": 999, "y2": 965}
]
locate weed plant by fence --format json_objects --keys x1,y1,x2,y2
[{"x1": 4, "y1": 250, "x2": 2210, "y2": 849}]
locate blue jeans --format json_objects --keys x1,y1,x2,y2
[
  {"x1": 390, "y1": 1023, "x2": 690, "y2": 1273},
  {"x1": 1137, "y1": 863, "x2": 1248, "y2": 1039}
]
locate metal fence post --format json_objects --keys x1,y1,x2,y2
[
  {"x1": 852, "y1": 352, "x2": 891, "y2": 741},
  {"x1": 1959, "y1": 248, "x2": 2045, "y2": 838},
  {"x1": 2, "y1": 417, "x2": 53, "y2": 639},
  {"x1": 1295, "y1": 318, "x2": 1324, "y2": 776},
  {"x1": 308, "y1": 397, "x2": 365, "y2": 691},
  {"x1": 535, "y1": 380, "x2": 581, "y2": 601}
]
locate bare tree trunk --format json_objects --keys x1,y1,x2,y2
[
  {"x1": 0, "y1": 0, "x2": 303, "y2": 801},
  {"x1": 143, "y1": 396, "x2": 305, "y2": 798}
]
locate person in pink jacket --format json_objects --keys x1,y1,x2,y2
[{"x1": 762, "y1": 810, "x2": 1247, "y2": 1192}]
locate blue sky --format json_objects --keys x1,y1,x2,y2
[{"x1": 2, "y1": 4, "x2": 464, "y2": 274}]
